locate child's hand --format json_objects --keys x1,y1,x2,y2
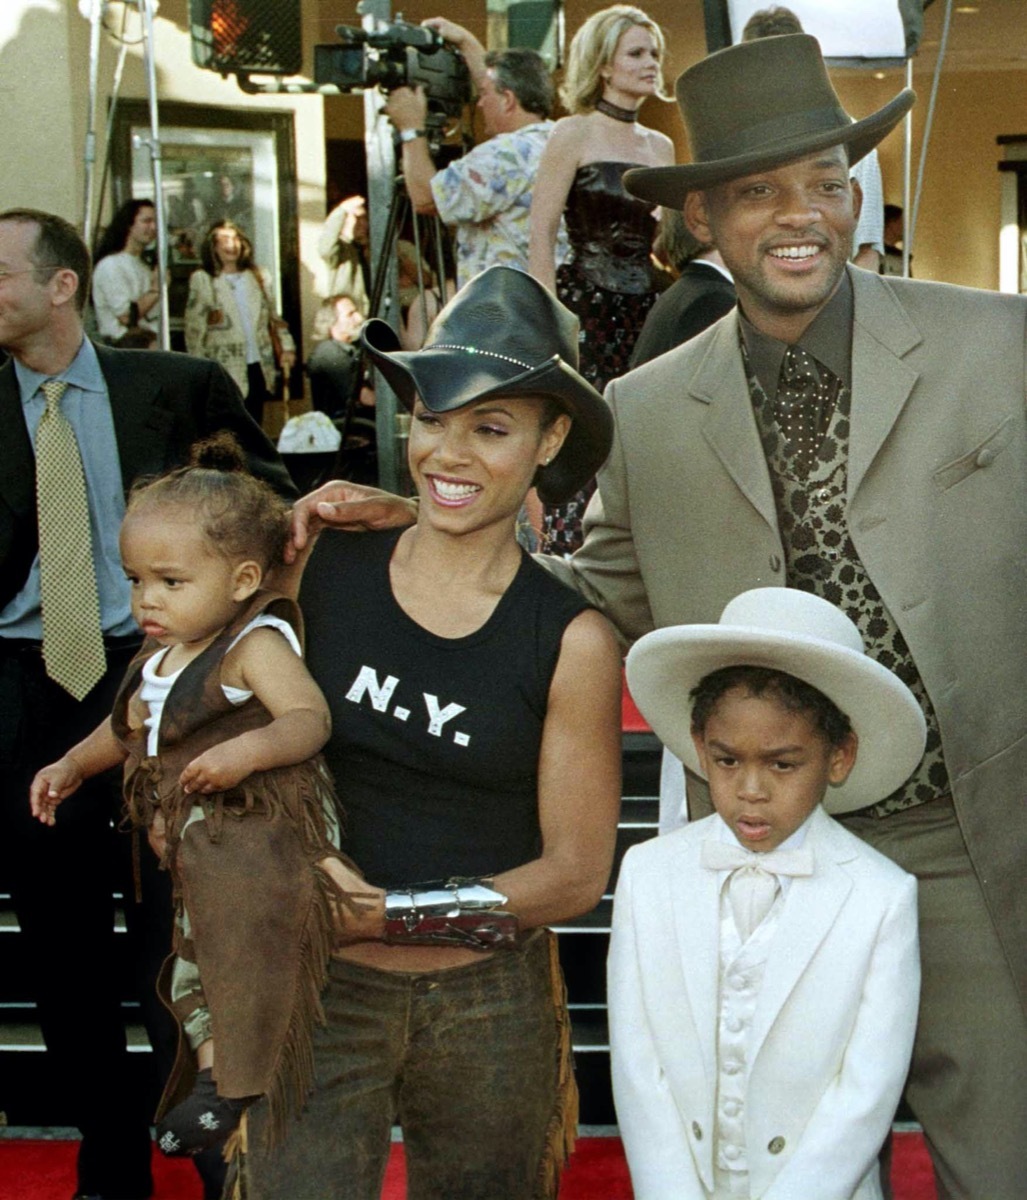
[
  {"x1": 180, "y1": 745, "x2": 251, "y2": 795},
  {"x1": 29, "y1": 758, "x2": 85, "y2": 825}
]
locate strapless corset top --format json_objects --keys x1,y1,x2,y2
[{"x1": 563, "y1": 161, "x2": 657, "y2": 294}]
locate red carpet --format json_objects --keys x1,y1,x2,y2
[{"x1": 0, "y1": 1132, "x2": 936, "y2": 1198}]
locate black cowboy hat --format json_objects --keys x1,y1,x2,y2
[
  {"x1": 624, "y1": 34, "x2": 915, "y2": 209},
  {"x1": 361, "y1": 265, "x2": 613, "y2": 505}
]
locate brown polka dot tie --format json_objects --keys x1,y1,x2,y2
[
  {"x1": 775, "y1": 345, "x2": 841, "y2": 477},
  {"x1": 35, "y1": 379, "x2": 107, "y2": 700}
]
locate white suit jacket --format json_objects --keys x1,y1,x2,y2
[{"x1": 608, "y1": 807, "x2": 920, "y2": 1200}]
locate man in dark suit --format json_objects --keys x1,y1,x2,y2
[
  {"x1": 630, "y1": 208, "x2": 736, "y2": 368},
  {"x1": 0, "y1": 208, "x2": 294, "y2": 1200}
]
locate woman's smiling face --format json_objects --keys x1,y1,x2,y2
[{"x1": 408, "y1": 396, "x2": 570, "y2": 535}]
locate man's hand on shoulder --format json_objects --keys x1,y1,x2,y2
[{"x1": 287, "y1": 480, "x2": 418, "y2": 560}]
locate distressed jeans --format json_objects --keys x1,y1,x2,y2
[{"x1": 240, "y1": 929, "x2": 575, "y2": 1200}]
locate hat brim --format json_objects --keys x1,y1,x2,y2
[
  {"x1": 361, "y1": 319, "x2": 613, "y2": 505},
  {"x1": 624, "y1": 88, "x2": 914, "y2": 209},
  {"x1": 625, "y1": 623, "x2": 927, "y2": 814}
]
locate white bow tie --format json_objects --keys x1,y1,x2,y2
[
  {"x1": 700, "y1": 840, "x2": 814, "y2": 879},
  {"x1": 701, "y1": 840, "x2": 814, "y2": 942}
]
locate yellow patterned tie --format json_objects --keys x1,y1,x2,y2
[{"x1": 35, "y1": 379, "x2": 107, "y2": 700}]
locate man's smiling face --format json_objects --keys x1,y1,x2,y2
[{"x1": 685, "y1": 145, "x2": 860, "y2": 342}]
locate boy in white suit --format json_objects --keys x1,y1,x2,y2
[{"x1": 609, "y1": 588, "x2": 926, "y2": 1200}]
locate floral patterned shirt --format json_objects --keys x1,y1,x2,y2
[{"x1": 430, "y1": 121, "x2": 568, "y2": 288}]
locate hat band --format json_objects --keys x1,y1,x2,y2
[
  {"x1": 429, "y1": 344, "x2": 535, "y2": 371},
  {"x1": 697, "y1": 104, "x2": 853, "y2": 164}
]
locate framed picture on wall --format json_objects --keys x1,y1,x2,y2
[
  {"x1": 109, "y1": 100, "x2": 298, "y2": 351},
  {"x1": 997, "y1": 139, "x2": 1027, "y2": 295}
]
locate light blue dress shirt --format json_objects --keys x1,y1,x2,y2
[{"x1": 0, "y1": 338, "x2": 138, "y2": 639}]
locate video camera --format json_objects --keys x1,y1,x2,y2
[{"x1": 314, "y1": 21, "x2": 471, "y2": 126}]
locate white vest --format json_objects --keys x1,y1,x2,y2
[{"x1": 713, "y1": 884, "x2": 785, "y2": 1195}]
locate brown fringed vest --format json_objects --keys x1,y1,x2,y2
[{"x1": 111, "y1": 591, "x2": 356, "y2": 1146}]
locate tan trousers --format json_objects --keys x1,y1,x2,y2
[{"x1": 840, "y1": 795, "x2": 1027, "y2": 1200}]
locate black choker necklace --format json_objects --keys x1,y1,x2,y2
[{"x1": 596, "y1": 97, "x2": 638, "y2": 123}]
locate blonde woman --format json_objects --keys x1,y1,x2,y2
[
  {"x1": 528, "y1": 5, "x2": 674, "y2": 553},
  {"x1": 185, "y1": 221, "x2": 296, "y2": 427}
]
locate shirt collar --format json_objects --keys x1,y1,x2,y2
[
  {"x1": 14, "y1": 336, "x2": 105, "y2": 405},
  {"x1": 693, "y1": 257, "x2": 734, "y2": 283},
  {"x1": 738, "y1": 270, "x2": 853, "y2": 401},
  {"x1": 713, "y1": 810, "x2": 814, "y2": 856},
  {"x1": 514, "y1": 120, "x2": 552, "y2": 134}
]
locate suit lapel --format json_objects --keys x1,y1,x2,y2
[
  {"x1": 847, "y1": 268, "x2": 922, "y2": 500},
  {"x1": 692, "y1": 314, "x2": 779, "y2": 533},
  {"x1": 0, "y1": 360, "x2": 37, "y2": 518},
  {"x1": 95, "y1": 343, "x2": 175, "y2": 488},
  {"x1": 670, "y1": 823, "x2": 724, "y2": 1086},
  {"x1": 748, "y1": 809, "x2": 856, "y2": 1065},
  {"x1": 690, "y1": 272, "x2": 925, "y2": 513}
]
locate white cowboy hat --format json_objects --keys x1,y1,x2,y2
[{"x1": 625, "y1": 588, "x2": 927, "y2": 814}]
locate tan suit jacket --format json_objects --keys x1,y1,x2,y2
[{"x1": 549, "y1": 265, "x2": 1027, "y2": 1006}]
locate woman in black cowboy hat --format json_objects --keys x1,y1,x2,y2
[{"x1": 241, "y1": 265, "x2": 623, "y2": 1199}]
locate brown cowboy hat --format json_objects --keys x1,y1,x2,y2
[
  {"x1": 624, "y1": 34, "x2": 915, "y2": 209},
  {"x1": 361, "y1": 265, "x2": 613, "y2": 505}
]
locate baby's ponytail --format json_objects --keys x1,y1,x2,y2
[{"x1": 126, "y1": 433, "x2": 291, "y2": 569}]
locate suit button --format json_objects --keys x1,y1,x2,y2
[
  {"x1": 768, "y1": 1136, "x2": 786, "y2": 1155},
  {"x1": 976, "y1": 447, "x2": 997, "y2": 468},
  {"x1": 769, "y1": 553, "x2": 782, "y2": 572},
  {"x1": 723, "y1": 1144, "x2": 741, "y2": 1161},
  {"x1": 722, "y1": 1099, "x2": 742, "y2": 1118},
  {"x1": 692, "y1": 1121, "x2": 703, "y2": 1141}
]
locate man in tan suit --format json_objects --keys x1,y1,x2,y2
[{"x1": 550, "y1": 34, "x2": 1027, "y2": 1200}]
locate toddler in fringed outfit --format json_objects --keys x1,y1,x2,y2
[{"x1": 31, "y1": 433, "x2": 365, "y2": 1157}]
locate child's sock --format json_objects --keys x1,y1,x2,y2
[{"x1": 156, "y1": 1067, "x2": 253, "y2": 1157}]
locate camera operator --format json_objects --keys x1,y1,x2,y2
[{"x1": 384, "y1": 17, "x2": 567, "y2": 288}]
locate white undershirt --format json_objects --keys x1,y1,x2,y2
[
  {"x1": 224, "y1": 271, "x2": 261, "y2": 364},
  {"x1": 139, "y1": 614, "x2": 300, "y2": 756}
]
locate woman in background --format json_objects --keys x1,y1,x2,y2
[
  {"x1": 92, "y1": 197, "x2": 160, "y2": 348},
  {"x1": 529, "y1": 4, "x2": 673, "y2": 554},
  {"x1": 185, "y1": 220, "x2": 296, "y2": 428}
]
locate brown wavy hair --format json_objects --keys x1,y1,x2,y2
[{"x1": 199, "y1": 220, "x2": 256, "y2": 276}]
